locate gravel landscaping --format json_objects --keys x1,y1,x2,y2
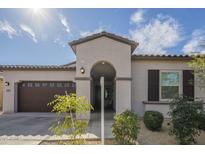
[
  {"x1": 40, "y1": 139, "x2": 117, "y2": 145},
  {"x1": 138, "y1": 119, "x2": 205, "y2": 145}
]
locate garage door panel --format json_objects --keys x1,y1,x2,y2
[{"x1": 18, "y1": 81, "x2": 76, "y2": 112}]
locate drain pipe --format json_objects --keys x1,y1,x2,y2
[{"x1": 100, "y1": 76, "x2": 104, "y2": 145}]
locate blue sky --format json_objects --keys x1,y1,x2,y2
[{"x1": 0, "y1": 8, "x2": 205, "y2": 65}]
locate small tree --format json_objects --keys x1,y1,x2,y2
[
  {"x1": 48, "y1": 93, "x2": 93, "y2": 144},
  {"x1": 189, "y1": 56, "x2": 205, "y2": 89},
  {"x1": 112, "y1": 110, "x2": 140, "y2": 145},
  {"x1": 169, "y1": 95, "x2": 203, "y2": 144}
]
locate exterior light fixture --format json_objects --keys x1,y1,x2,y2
[
  {"x1": 102, "y1": 61, "x2": 105, "y2": 65},
  {"x1": 80, "y1": 67, "x2": 85, "y2": 74},
  {"x1": 5, "y1": 81, "x2": 10, "y2": 86}
]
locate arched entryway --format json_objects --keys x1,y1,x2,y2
[{"x1": 90, "y1": 61, "x2": 116, "y2": 113}]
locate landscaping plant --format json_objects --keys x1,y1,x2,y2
[
  {"x1": 198, "y1": 112, "x2": 205, "y2": 131},
  {"x1": 188, "y1": 54, "x2": 205, "y2": 133},
  {"x1": 189, "y1": 56, "x2": 205, "y2": 89},
  {"x1": 48, "y1": 93, "x2": 93, "y2": 144},
  {"x1": 143, "y1": 111, "x2": 164, "y2": 131},
  {"x1": 112, "y1": 110, "x2": 140, "y2": 145},
  {"x1": 169, "y1": 95, "x2": 203, "y2": 144}
]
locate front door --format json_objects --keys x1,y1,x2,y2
[
  {"x1": 94, "y1": 85, "x2": 101, "y2": 111},
  {"x1": 104, "y1": 85, "x2": 114, "y2": 111},
  {"x1": 94, "y1": 84, "x2": 114, "y2": 111}
]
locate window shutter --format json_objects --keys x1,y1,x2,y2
[
  {"x1": 183, "y1": 70, "x2": 194, "y2": 99},
  {"x1": 148, "y1": 70, "x2": 159, "y2": 101}
]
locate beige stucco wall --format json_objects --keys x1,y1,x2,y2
[
  {"x1": 144, "y1": 104, "x2": 170, "y2": 117},
  {"x1": 75, "y1": 36, "x2": 132, "y2": 114},
  {"x1": 116, "y1": 80, "x2": 131, "y2": 113},
  {"x1": 131, "y1": 59, "x2": 205, "y2": 118},
  {"x1": 75, "y1": 36, "x2": 131, "y2": 78},
  {"x1": 2, "y1": 70, "x2": 75, "y2": 113},
  {"x1": 76, "y1": 80, "x2": 90, "y2": 119}
]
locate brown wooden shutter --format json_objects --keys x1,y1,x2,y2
[
  {"x1": 183, "y1": 70, "x2": 194, "y2": 99},
  {"x1": 148, "y1": 70, "x2": 159, "y2": 101}
]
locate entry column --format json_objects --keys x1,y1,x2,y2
[
  {"x1": 115, "y1": 78, "x2": 131, "y2": 114},
  {"x1": 75, "y1": 77, "x2": 91, "y2": 119}
]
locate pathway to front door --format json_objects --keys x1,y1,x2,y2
[{"x1": 89, "y1": 111, "x2": 114, "y2": 138}]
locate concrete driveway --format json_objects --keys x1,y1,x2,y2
[
  {"x1": 0, "y1": 113, "x2": 56, "y2": 144},
  {"x1": 0, "y1": 112, "x2": 114, "y2": 144},
  {"x1": 0, "y1": 113, "x2": 55, "y2": 136}
]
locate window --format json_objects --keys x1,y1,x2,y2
[
  {"x1": 160, "y1": 71, "x2": 181, "y2": 100},
  {"x1": 64, "y1": 83, "x2": 70, "y2": 88},
  {"x1": 49, "y1": 83, "x2": 55, "y2": 87},
  {"x1": 42, "y1": 82, "x2": 48, "y2": 87},
  {"x1": 34, "y1": 82, "x2": 40, "y2": 87},
  {"x1": 57, "y1": 83, "x2": 62, "y2": 88},
  {"x1": 71, "y1": 82, "x2": 76, "y2": 88},
  {"x1": 27, "y1": 82, "x2": 33, "y2": 87}
]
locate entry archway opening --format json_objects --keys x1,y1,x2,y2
[{"x1": 90, "y1": 61, "x2": 116, "y2": 113}]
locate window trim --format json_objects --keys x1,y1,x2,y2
[{"x1": 159, "y1": 70, "x2": 183, "y2": 101}]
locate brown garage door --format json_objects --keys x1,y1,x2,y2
[{"x1": 18, "y1": 81, "x2": 76, "y2": 112}]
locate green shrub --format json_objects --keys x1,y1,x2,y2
[
  {"x1": 143, "y1": 111, "x2": 164, "y2": 131},
  {"x1": 198, "y1": 112, "x2": 205, "y2": 131},
  {"x1": 169, "y1": 95, "x2": 203, "y2": 145},
  {"x1": 112, "y1": 110, "x2": 140, "y2": 145}
]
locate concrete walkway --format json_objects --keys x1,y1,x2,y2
[{"x1": 0, "y1": 112, "x2": 114, "y2": 145}]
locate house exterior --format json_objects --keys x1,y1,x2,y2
[{"x1": 0, "y1": 31, "x2": 205, "y2": 118}]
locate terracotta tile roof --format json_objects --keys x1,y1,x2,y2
[
  {"x1": 0, "y1": 65, "x2": 76, "y2": 71},
  {"x1": 1, "y1": 55, "x2": 204, "y2": 71},
  {"x1": 69, "y1": 31, "x2": 138, "y2": 53},
  {"x1": 63, "y1": 54, "x2": 203, "y2": 59},
  {"x1": 62, "y1": 61, "x2": 76, "y2": 67},
  {"x1": 131, "y1": 54, "x2": 194, "y2": 60}
]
